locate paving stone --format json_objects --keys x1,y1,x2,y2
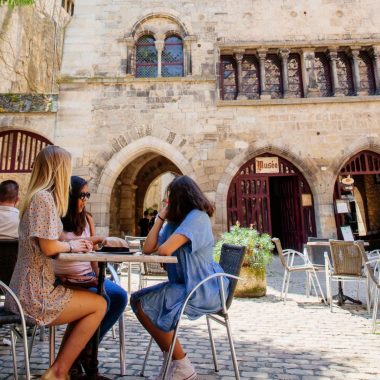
[{"x1": 1, "y1": 257, "x2": 380, "y2": 379}]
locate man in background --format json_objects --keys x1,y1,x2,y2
[
  {"x1": 0, "y1": 180, "x2": 20, "y2": 239},
  {"x1": 138, "y1": 210, "x2": 150, "y2": 237}
]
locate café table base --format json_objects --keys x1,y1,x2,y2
[{"x1": 334, "y1": 281, "x2": 362, "y2": 306}]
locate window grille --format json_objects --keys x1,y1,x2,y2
[
  {"x1": 0, "y1": 130, "x2": 52, "y2": 173},
  {"x1": 315, "y1": 52, "x2": 333, "y2": 97},
  {"x1": 288, "y1": 53, "x2": 303, "y2": 98},
  {"x1": 241, "y1": 55, "x2": 260, "y2": 100},
  {"x1": 136, "y1": 35, "x2": 158, "y2": 78},
  {"x1": 220, "y1": 56, "x2": 237, "y2": 100},
  {"x1": 162, "y1": 36, "x2": 184, "y2": 77},
  {"x1": 358, "y1": 51, "x2": 376, "y2": 95},
  {"x1": 336, "y1": 52, "x2": 354, "y2": 96},
  {"x1": 265, "y1": 54, "x2": 283, "y2": 99}
]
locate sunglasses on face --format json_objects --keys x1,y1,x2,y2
[{"x1": 78, "y1": 192, "x2": 91, "y2": 200}]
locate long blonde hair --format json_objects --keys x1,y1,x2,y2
[{"x1": 21, "y1": 146, "x2": 72, "y2": 218}]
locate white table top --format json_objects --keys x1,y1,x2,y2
[
  {"x1": 57, "y1": 251, "x2": 177, "y2": 264},
  {"x1": 306, "y1": 241, "x2": 369, "y2": 246}
]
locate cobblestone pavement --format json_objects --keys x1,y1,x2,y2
[{"x1": 1, "y1": 257, "x2": 379, "y2": 380}]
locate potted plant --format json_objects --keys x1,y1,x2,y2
[{"x1": 214, "y1": 222, "x2": 274, "y2": 297}]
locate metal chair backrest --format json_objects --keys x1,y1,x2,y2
[
  {"x1": 329, "y1": 240, "x2": 363, "y2": 276},
  {"x1": 0, "y1": 239, "x2": 18, "y2": 289},
  {"x1": 355, "y1": 242, "x2": 379, "y2": 285},
  {"x1": 143, "y1": 262, "x2": 167, "y2": 276},
  {"x1": 125, "y1": 235, "x2": 146, "y2": 250},
  {"x1": 306, "y1": 237, "x2": 331, "y2": 266},
  {"x1": 272, "y1": 238, "x2": 289, "y2": 271},
  {"x1": 219, "y1": 243, "x2": 246, "y2": 310}
]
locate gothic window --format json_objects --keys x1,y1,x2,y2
[
  {"x1": 358, "y1": 51, "x2": 376, "y2": 95},
  {"x1": 288, "y1": 53, "x2": 303, "y2": 98},
  {"x1": 61, "y1": 0, "x2": 74, "y2": 16},
  {"x1": 0, "y1": 130, "x2": 51, "y2": 173},
  {"x1": 136, "y1": 35, "x2": 158, "y2": 78},
  {"x1": 314, "y1": 52, "x2": 332, "y2": 97},
  {"x1": 265, "y1": 54, "x2": 283, "y2": 99},
  {"x1": 336, "y1": 52, "x2": 354, "y2": 96},
  {"x1": 241, "y1": 55, "x2": 260, "y2": 100},
  {"x1": 221, "y1": 56, "x2": 237, "y2": 100},
  {"x1": 162, "y1": 36, "x2": 184, "y2": 77}
]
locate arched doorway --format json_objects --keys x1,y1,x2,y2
[
  {"x1": 334, "y1": 150, "x2": 380, "y2": 249},
  {"x1": 109, "y1": 153, "x2": 181, "y2": 236},
  {"x1": 0, "y1": 130, "x2": 52, "y2": 196},
  {"x1": 227, "y1": 153, "x2": 316, "y2": 250}
]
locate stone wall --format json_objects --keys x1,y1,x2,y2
[{"x1": 0, "y1": 0, "x2": 70, "y2": 93}]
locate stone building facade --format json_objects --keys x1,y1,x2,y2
[{"x1": 1, "y1": 0, "x2": 380, "y2": 249}]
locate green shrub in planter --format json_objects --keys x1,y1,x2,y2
[{"x1": 214, "y1": 222, "x2": 274, "y2": 297}]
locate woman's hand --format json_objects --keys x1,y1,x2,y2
[
  {"x1": 70, "y1": 239, "x2": 93, "y2": 253},
  {"x1": 158, "y1": 205, "x2": 168, "y2": 220}
]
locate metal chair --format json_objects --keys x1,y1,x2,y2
[
  {"x1": 48, "y1": 263, "x2": 127, "y2": 375},
  {"x1": 272, "y1": 238, "x2": 326, "y2": 304},
  {"x1": 355, "y1": 242, "x2": 380, "y2": 333},
  {"x1": 140, "y1": 243, "x2": 246, "y2": 380},
  {"x1": 124, "y1": 236, "x2": 146, "y2": 292},
  {"x1": 326, "y1": 240, "x2": 370, "y2": 313},
  {"x1": 0, "y1": 239, "x2": 31, "y2": 380}
]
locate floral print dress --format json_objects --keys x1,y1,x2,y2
[{"x1": 5, "y1": 190, "x2": 73, "y2": 325}]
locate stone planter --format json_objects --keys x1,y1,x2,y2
[{"x1": 234, "y1": 266, "x2": 266, "y2": 298}]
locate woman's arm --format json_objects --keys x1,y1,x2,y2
[
  {"x1": 157, "y1": 233, "x2": 189, "y2": 256},
  {"x1": 39, "y1": 238, "x2": 92, "y2": 257},
  {"x1": 144, "y1": 207, "x2": 167, "y2": 253},
  {"x1": 144, "y1": 206, "x2": 189, "y2": 256}
]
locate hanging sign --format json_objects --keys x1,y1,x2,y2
[{"x1": 255, "y1": 157, "x2": 279, "y2": 174}]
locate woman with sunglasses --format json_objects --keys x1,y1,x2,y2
[{"x1": 54, "y1": 176, "x2": 128, "y2": 378}]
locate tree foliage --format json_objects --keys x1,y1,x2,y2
[{"x1": 0, "y1": 0, "x2": 35, "y2": 7}]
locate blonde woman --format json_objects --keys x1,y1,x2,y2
[{"x1": 5, "y1": 146, "x2": 107, "y2": 380}]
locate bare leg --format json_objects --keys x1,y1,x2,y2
[
  {"x1": 135, "y1": 301, "x2": 185, "y2": 360},
  {"x1": 44, "y1": 289, "x2": 107, "y2": 379}
]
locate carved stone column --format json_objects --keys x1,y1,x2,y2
[
  {"x1": 183, "y1": 36, "x2": 196, "y2": 76},
  {"x1": 155, "y1": 40, "x2": 165, "y2": 77},
  {"x1": 328, "y1": 48, "x2": 343, "y2": 96},
  {"x1": 280, "y1": 49, "x2": 290, "y2": 98},
  {"x1": 370, "y1": 47, "x2": 380, "y2": 95},
  {"x1": 257, "y1": 49, "x2": 270, "y2": 99},
  {"x1": 125, "y1": 37, "x2": 135, "y2": 75},
  {"x1": 302, "y1": 50, "x2": 320, "y2": 97},
  {"x1": 234, "y1": 49, "x2": 246, "y2": 99},
  {"x1": 349, "y1": 47, "x2": 361, "y2": 95}
]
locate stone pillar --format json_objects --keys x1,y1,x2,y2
[
  {"x1": 183, "y1": 36, "x2": 196, "y2": 76},
  {"x1": 155, "y1": 40, "x2": 165, "y2": 77},
  {"x1": 328, "y1": 48, "x2": 343, "y2": 97},
  {"x1": 257, "y1": 49, "x2": 270, "y2": 99},
  {"x1": 234, "y1": 49, "x2": 246, "y2": 99},
  {"x1": 302, "y1": 50, "x2": 320, "y2": 98},
  {"x1": 370, "y1": 47, "x2": 380, "y2": 95},
  {"x1": 280, "y1": 48, "x2": 290, "y2": 98},
  {"x1": 125, "y1": 37, "x2": 135, "y2": 75},
  {"x1": 349, "y1": 47, "x2": 361, "y2": 95}
]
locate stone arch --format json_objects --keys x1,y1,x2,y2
[
  {"x1": 330, "y1": 136, "x2": 380, "y2": 177},
  {"x1": 130, "y1": 12, "x2": 191, "y2": 40},
  {"x1": 93, "y1": 137, "x2": 195, "y2": 234},
  {"x1": 215, "y1": 143, "x2": 319, "y2": 233}
]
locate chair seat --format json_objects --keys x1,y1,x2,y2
[{"x1": 0, "y1": 307, "x2": 22, "y2": 325}]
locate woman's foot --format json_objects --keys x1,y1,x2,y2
[
  {"x1": 40, "y1": 367, "x2": 70, "y2": 380},
  {"x1": 170, "y1": 355, "x2": 197, "y2": 380}
]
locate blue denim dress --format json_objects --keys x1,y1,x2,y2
[{"x1": 131, "y1": 209, "x2": 230, "y2": 332}]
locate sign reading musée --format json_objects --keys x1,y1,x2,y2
[{"x1": 255, "y1": 157, "x2": 279, "y2": 174}]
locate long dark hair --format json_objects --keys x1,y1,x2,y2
[
  {"x1": 166, "y1": 175, "x2": 214, "y2": 224},
  {"x1": 61, "y1": 176, "x2": 88, "y2": 235}
]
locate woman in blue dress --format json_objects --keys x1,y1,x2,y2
[{"x1": 131, "y1": 175, "x2": 230, "y2": 380}]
